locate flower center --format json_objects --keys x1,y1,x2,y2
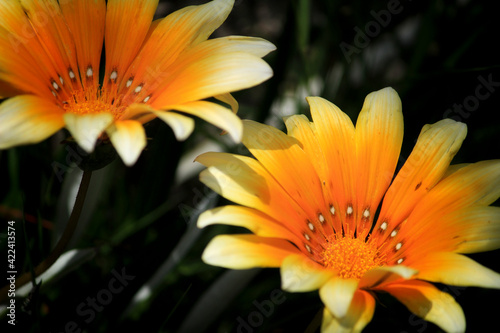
[
  {"x1": 63, "y1": 87, "x2": 126, "y2": 119},
  {"x1": 320, "y1": 236, "x2": 386, "y2": 279}
]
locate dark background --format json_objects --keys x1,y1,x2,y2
[{"x1": 1, "y1": 0, "x2": 499, "y2": 332}]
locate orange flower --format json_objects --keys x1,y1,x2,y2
[
  {"x1": 0, "y1": 0, "x2": 274, "y2": 165},
  {"x1": 197, "y1": 87, "x2": 500, "y2": 332}
]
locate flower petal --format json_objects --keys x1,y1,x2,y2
[
  {"x1": 319, "y1": 277, "x2": 359, "y2": 318},
  {"x1": 198, "y1": 205, "x2": 299, "y2": 243},
  {"x1": 453, "y1": 206, "x2": 500, "y2": 253},
  {"x1": 153, "y1": 110, "x2": 195, "y2": 141},
  {"x1": 281, "y1": 254, "x2": 335, "y2": 292},
  {"x1": 201, "y1": 234, "x2": 301, "y2": 269},
  {"x1": 306, "y1": 96, "x2": 357, "y2": 235},
  {"x1": 64, "y1": 112, "x2": 114, "y2": 153},
  {"x1": 103, "y1": 0, "x2": 158, "y2": 88},
  {"x1": 242, "y1": 120, "x2": 331, "y2": 238},
  {"x1": 0, "y1": 95, "x2": 64, "y2": 149},
  {"x1": 59, "y1": 0, "x2": 106, "y2": 88},
  {"x1": 165, "y1": 100, "x2": 242, "y2": 142},
  {"x1": 106, "y1": 119, "x2": 146, "y2": 166},
  {"x1": 383, "y1": 280, "x2": 465, "y2": 333},
  {"x1": 375, "y1": 118, "x2": 467, "y2": 247},
  {"x1": 354, "y1": 87, "x2": 403, "y2": 238},
  {"x1": 412, "y1": 252, "x2": 500, "y2": 289},
  {"x1": 359, "y1": 265, "x2": 417, "y2": 289},
  {"x1": 321, "y1": 290, "x2": 375, "y2": 333}
]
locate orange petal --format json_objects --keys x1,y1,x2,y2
[
  {"x1": 280, "y1": 254, "x2": 335, "y2": 292},
  {"x1": 106, "y1": 119, "x2": 146, "y2": 166},
  {"x1": 375, "y1": 119, "x2": 467, "y2": 247},
  {"x1": 355, "y1": 87, "x2": 403, "y2": 238},
  {"x1": 196, "y1": 151, "x2": 325, "y2": 257},
  {"x1": 103, "y1": 0, "x2": 158, "y2": 89},
  {"x1": 383, "y1": 280, "x2": 465, "y2": 333},
  {"x1": 307, "y1": 96, "x2": 357, "y2": 236},
  {"x1": 0, "y1": 95, "x2": 63, "y2": 148},
  {"x1": 242, "y1": 120, "x2": 330, "y2": 236},
  {"x1": 321, "y1": 290, "x2": 375, "y2": 333},
  {"x1": 201, "y1": 234, "x2": 301, "y2": 269},
  {"x1": 120, "y1": 0, "x2": 234, "y2": 97},
  {"x1": 59, "y1": 0, "x2": 106, "y2": 88}
]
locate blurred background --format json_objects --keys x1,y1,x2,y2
[{"x1": 1, "y1": 0, "x2": 499, "y2": 332}]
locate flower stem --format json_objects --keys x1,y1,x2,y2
[{"x1": 0, "y1": 170, "x2": 92, "y2": 302}]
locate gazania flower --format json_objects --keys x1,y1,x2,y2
[
  {"x1": 0, "y1": 0, "x2": 274, "y2": 165},
  {"x1": 197, "y1": 87, "x2": 500, "y2": 332}
]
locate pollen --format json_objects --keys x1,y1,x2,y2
[
  {"x1": 63, "y1": 87, "x2": 126, "y2": 119},
  {"x1": 320, "y1": 236, "x2": 386, "y2": 279}
]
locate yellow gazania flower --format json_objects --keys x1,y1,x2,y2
[
  {"x1": 0, "y1": 0, "x2": 274, "y2": 165},
  {"x1": 197, "y1": 87, "x2": 500, "y2": 332}
]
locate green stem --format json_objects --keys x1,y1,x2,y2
[{"x1": 0, "y1": 170, "x2": 92, "y2": 302}]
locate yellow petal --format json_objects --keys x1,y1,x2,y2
[
  {"x1": 412, "y1": 252, "x2": 500, "y2": 289},
  {"x1": 214, "y1": 92, "x2": 238, "y2": 113},
  {"x1": 375, "y1": 118, "x2": 467, "y2": 247},
  {"x1": 321, "y1": 290, "x2": 375, "y2": 333},
  {"x1": 106, "y1": 119, "x2": 146, "y2": 166},
  {"x1": 359, "y1": 265, "x2": 417, "y2": 289},
  {"x1": 64, "y1": 112, "x2": 114, "y2": 153},
  {"x1": 201, "y1": 234, "x2": 301, "y2": 269},
  {"x1": 452, "y1": 206, "x2": 500, "y2": 253},
  {"x1": 153, "y1": 110, "x2": 195, "y2": 141},
  {"x1": 164, "y1": 101, "x2": 242, "y2": 142},
  {"x1": 281, "y1": 254, "x2": 335, "y2": 292},
  {"x1": 0, "y1": 95, "x2": 64, "y2": 149},
  {"x1": 319, "y1": 277, "x2": 359, "y2": 318},
  {"x1": 383, "y1": 280, "x2": 465, "y2": 333},
  {"x1": 306, "y1": 96, "x2": 357, "y2": 235},
  {"x1": 198, "y1": 205, "x2": 299, "y2": 243},
  {"x1": 355, "y1": 87, "x2": 404, "y2": 238}
]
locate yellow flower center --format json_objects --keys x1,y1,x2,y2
[
  {"x1": 320, "y1": 236, "x2": 386, "y2": 279},
  {"x1": 63, "y1": 87, "x2": 126, "y2": 119}
]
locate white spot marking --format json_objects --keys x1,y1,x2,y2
[
  {"x1": 69, "y1": 70, "x2": 75, "y2": 79},
  {"x1": 363, "y1": 209, "x2": 370, "y2": 219},
  {"x1": 143, "y1": 95, "x2": 151, "y2": 103},
  {"x1": 318, "y1": 214, "x2": 325, "y2": 224},
  {"x1": 86, "y1": 66, "x2": 93, "y2": 77},
  {"x1": 305, "y1": 244, "x2": 312, "y2": 253},
  {"x1": 110, "y1": 71, "x2": 118, "y2": 81},
  {"x1": 329, "y1": 205, "x2": 335, "y2": 215},
  {"x1": 134, "y1": 85, "x2": 143, "y2": 93},
  {"x1": 52, "y1": 81, "x2": 59, "y2": 90},
  {"x1": 346, "y1": 206, "x2": 353, "y2": 215},
  {"x1": 380, "y1": 222, "x2": 388, "y2": 231},
  {"x1": 51, "y1": 90, "x2": 56, "y2": 97},
  {"x1": 308, "y1": 222, "x2": 314, "y2": 231},
  {"x1": 304, "y1": 233, "x2": 310, "y2": 241},
  {"x1": 395, "y1": 242, "x2": 402, "y2": 251},
  {"x1": 126, "y1": 78, "x2": 133, "y2": 88},
  {"x1": 391, "y1": 230, "x2": 398, "y2": 237},
  {"x1": 397, "y1": 258, "x2": 404, "y2": 264},
  {"x1": 59, "y1": 76, "x2": 64, "y2": 85}
]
